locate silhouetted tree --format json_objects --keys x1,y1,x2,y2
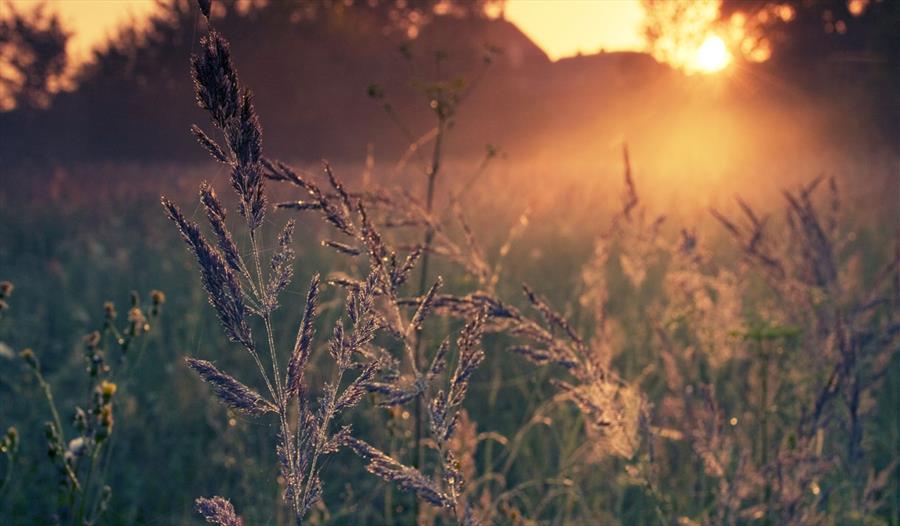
[
  {"x1": 719, "y1": 0, "x2": 899, "y2": 71},
  {"x1": 0, "y1": 0, "x2": 523, "y2": 163},
  {"x1": 719, "y1": 0, "x2": 900, "y2": 140},
  {"x1": 0, "y1": 2, "x2": 70, "y2": 110}
]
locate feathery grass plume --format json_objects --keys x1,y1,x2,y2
[
  {"x1": 345, "y1": 436, "x2": 452, "y2": 508},
  {"x1": 200, "y1": 181, "x2": 245, "y2": 274},
  {"x1": 275, "y1": 271, "x2": 383, "y2": 522},
  {"x1": 384, "y1": 161, "x2": 648, "y2": 465},
  {"x1": 260, "y1": 150, "x2": 628, "y2": 521},
  {"x1": 192, "y1": 30, "x2": 239, "y2": 130},
  {"x1": 191, "y1": 27, "x2": 265, "y2": 231},
  {"x1": 322, "y1": 239, "x2": 361, "y2": 257},
  {"x1": 446, "y1": 312, "x2": 485, "y2": 409},
  {"x1": 517, "y1": 285, "x2": 644, "y2": 460},
  {"x1": 192, "y1": 125, "x2": 229, "y2": 163},
  {"x1": 185, "y1": 358, "x2": 276, "y2": 414},
  {"x1": 277, "y1": 200, "x2": 324, "y2": 212},
  {"x1": 269, "y1": 161, "x2": 357, "y2": 237},
  {"x1": 264, "y1": 155, "x2": 500, "y2": 293},
  {"x1": 285, "y1": 274, "x2": 319, "y2": 402},
  {"x1": 226, "y1": 92, "x2": 266, "y2": 230},
  {"x1": 174, "y1": 9, "x2": 397, "y2": 523},
  {"x1": 196, "y1": 496, "x2": 244, "y2": 526},
  {"x1": 582, "y1": 146, "x2": 666, "y2": 322},
  {"x1": 449, "y1": 199, "x2": 491, "y2": 285},
  {"x1": 348, "y1": 309, "x2": 488, "y2": 523},
  {"x1": 263, "y1": 151, "x2": 508, "y2": 522},
  {"x1": 660, "y1": 228, "x2": 745, "y2": 369},
  {"x1": 408, "y1": 276, "x2": 442, "y2": 338},
  {"x1": 265, "y1": 220, "x2": 295, "y2": 311},
  {"x1": 162, "y1": 197, "x2": 252, "y2": 349}
]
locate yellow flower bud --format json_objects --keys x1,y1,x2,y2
[{"x1": 100, "y1": 380, "x2": 117, "y2": 401}]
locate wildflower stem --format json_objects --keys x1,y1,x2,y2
[
  {"x1": 0, "y1": 466, "x2": 11, "y2": 499},
  {"x1": 250, "y1": 231, "x2": 284, "y2": 403},
  {"x1": 263, "y1": 313, "x2": 283, "y2": 401},
  {"x1": 246, "y1": 345, "x2": 279, "y2": 405},
  {"x1": 413, "y1": 116, "x2": 446, "y2": 508},
  {"x1": 33, "y1": 367, "x2": 65, "y2": 447},
  {"x1": 759, "y1": 340, "x2": 772, "y2": 526},
  {"x1": 76, "y1": 445, "x2": 101, "y2": 525},
  {"x1": 30, "y1": 364, "x2": 83, "y2": 495}
]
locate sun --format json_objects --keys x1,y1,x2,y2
[{"x1": 693, "y1": 34, "x2": 732, "y2": 74}]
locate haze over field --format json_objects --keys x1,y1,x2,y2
[{"x1": 1, "y1": 0, "x2": 896, "y2": 202}]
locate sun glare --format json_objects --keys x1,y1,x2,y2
[{"x1": 694, "y1": 34, "x2": 731, "y2": 73}]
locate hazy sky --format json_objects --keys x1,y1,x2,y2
[
  {"x1": 5, "y1": 1, "x2": 157, "y2": 61},
  {"x1": 6, "y1": 0, "x2": 646, "y2": 62},
  {"x1": 505, "y1": 0, "x2": 645, "y2": 59}
]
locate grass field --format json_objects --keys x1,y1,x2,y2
[{"x1": 0, "y1": 151, "x2": 897, "y2": 525}]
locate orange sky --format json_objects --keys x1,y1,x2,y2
[
  {"x1": 505, "y1": 0, "x2": 645, "y2": 59},
  {"x1": 6, "y1": 0, "x2": 647, "y2": 62},
  {"x1": 4, "y1": 1, "x2": 159, "y2": 62}
]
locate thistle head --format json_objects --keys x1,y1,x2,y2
[
  {"x1": 128, "y1": 306, "x2": 148, "y2": 335},
  {"x1": 84, "y1": 330, "x2": 101, "y2": 349},
  {"x1": 0, "y1": 280, "x2": 13, "y2": 298},
  {"x1": 97, "y1": 404, "x2": 114, "y2": 441},
  {"x1": 19, "y1": 348, "x2": 38, "y2": 370},
  {"x1": 151, "y1": 289, "x2": 166, "y2": 306},
  {"x1": 103, "y1": 301, "x2": 117, "y2": 321},
  {"x1": 0, "y1": 426, "x2": 18, "y2": 455},
  {"x1": 150, "y1": 289, "x2": 166, "y2": 316}
]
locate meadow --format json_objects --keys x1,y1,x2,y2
[{"x1": 1, "y1": 8, "x2": 898, "y2": 526}]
